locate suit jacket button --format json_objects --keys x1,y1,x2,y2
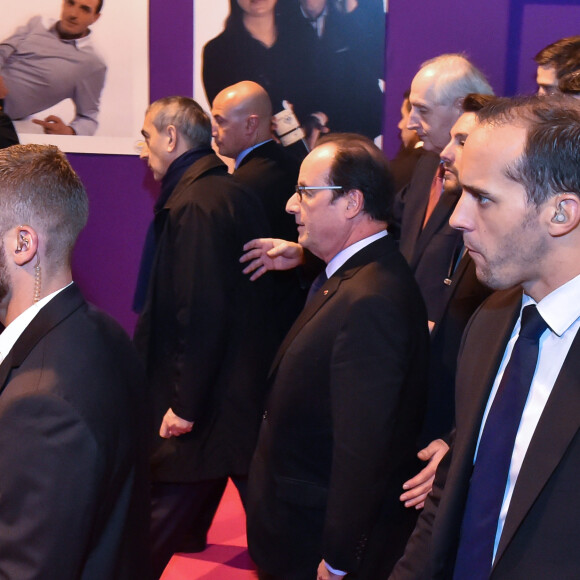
[{"x1": 262, "y1": 410, "x2": 268, "y2": 420}]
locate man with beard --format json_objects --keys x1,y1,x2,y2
[{"x1": 391, "y1": 95, "x2": 580, "y2": 579}]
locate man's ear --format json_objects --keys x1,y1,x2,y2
[
  {"x1": 166, "y1": 125, "x2": 178, "y2": 153},
  {"x1": 546, "y1": 194, "x2": 580, "y2": 237},
  {"x1": 246, "y1": 115, "x2": 259, "y2": 134},
  {"x1": 345, "y1": 189, "x2": 364, "y2": 218},
  {"x1": 12, "y1": 225, "x2": 39, "y2": 267}
]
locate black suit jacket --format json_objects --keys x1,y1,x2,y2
[
  {"x1": 0, "y1": 284, "x2": 151, "y2": 579},
  {"x1": 396, "y1": 152, "x2": 464, "y2": 326},
  {"x1": 391, "y1": 287, "x2": 580, "y2": 579},
  {"x1": 134, "y1": 153, "x2": 278, "y2": 482},
  {"x1": 234, "y1": 140, "x2": 300, "y2": 242},
  {"x1": 234, "y1": 140, "x2": 307, "y2": 336},
  {"x1": 247, "y1": 236, "x2": 430, "y2": 578},
  {"x1": 393, "y1": 154, "x2": 491, "y2": 442}
]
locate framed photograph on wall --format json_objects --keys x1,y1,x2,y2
[
  {"x1": 0, "y1": 0, "x2": 149, "y2": 154},
  {"x1": 194, "y1": 0, "x2": 387, "y2": 147}
]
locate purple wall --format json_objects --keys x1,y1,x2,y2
[
  {"x1": 69, "y1": 1, "x2": 194, "y2": 333},
  {"x1": 68, "y1": 0, "x2": 578, "y2": 333}
]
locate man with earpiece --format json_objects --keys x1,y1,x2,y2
[{"x1": 391, "y1": 95, "x2": 580, "y2": 579}]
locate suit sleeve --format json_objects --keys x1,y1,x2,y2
[
  {"x1": 390, "y1": 294, "x2": 487, "y2": 578},
  {"x1": 0, "y1": 394, "x2": 102, "y2": 579},
  {"x1": 322, "y1": 292, "x2": 426, "y2": 572},
  {"x1": 164, "y1": 191, "x2": 238, "y2": 422}
]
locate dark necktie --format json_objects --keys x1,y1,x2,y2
[
  {"x1": 305, "y1": 270, "x2": 328, "y2": 304},
  {"x1": 453, "y1": 304, "x2": 548, "y2": 579}
]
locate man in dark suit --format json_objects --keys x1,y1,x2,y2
[
  {"x1": 391, "y1": 95, "x2": 580, "y2": 579},
  {"x1": 246, "y1": 136, "x2": 430, "y2": 580},
  {"x1": 134, "y1": 96, "x2": 278, "y2": 577},
  {"x1": 400, "y1": 95, "x2": 496, "y2": 509},
  {"x1": 394, "y1": 57, "x2": 493, "y2": 507},
  {"x1": 211, "y1": 80, "x2": 301, "y2": 241},
  {"x1": 0, "y1": 144, "x2": 151, "y2": 578},
  {"x1": 397, "y1": 54, "x2": 493, "y2": 328},
  {"x1": 212, "y1": 81, "x2": 306, "y2": 336}
]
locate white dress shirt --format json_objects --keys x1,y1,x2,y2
[
  {"x1": 326, "y1": 230, "x2": 388, "y2": 279},
  {"x1": 475, "y1": 273, "x2": 580, "y2": 561},
  {"x1": 0, "y1": 284, "x2": 72, "y2": 365}
]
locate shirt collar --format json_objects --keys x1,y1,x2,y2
[
  {"x1": 0, "y1": 283, "x2": 72, "y2": 365},
  {"x1": 235, "y1": 139, "x2": 272, "y2": 169},
  {"x1": 326, "y1": 230, "x2": 388, "y2": 279},
  {"x1": 45, "y1": 17, "x2": 94, "y2": 49},
  {"x1": 522, "y1": 272, "x2": 580, "y2": 337}
]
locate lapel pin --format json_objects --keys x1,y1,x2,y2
[{"x1": 323, "y1": 290, "x2": 328, "y2": 295}]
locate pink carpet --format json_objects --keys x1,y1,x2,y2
[{"x1": 160, "y1": 480, "x2": 258, "y2": 580}]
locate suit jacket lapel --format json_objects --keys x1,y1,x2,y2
[
  {"x1": 431, "y1": 290, "x2": 522, "y2": 571},
  {"x1": 399, "y1": 153, "x2": 440, "y2": 262},
  {"x1": 268, "y1": 273, "x2": 342, "y2": 375},
  {"x1": 495, "y1": 329, "x2": 580, "y2": 563},
  {"x1": 268, "y1": 237, "x2": 393, "y2": 377},
  {"x1": 0, "y1": 284, "x2": 85, "y2": 397},
  {"x1": 410, "y1": 188, "x2": 461, "y2": 271}
]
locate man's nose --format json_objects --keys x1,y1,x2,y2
[
  {"x1": 407, "y1": 108, "x2": 420, "y2": 130},
  {"x1": 449, "y1": 192, "x2": 472, "y2": 231},
  {"x1": 286, "y1": 192, "x2": 300, "y2": 214}
]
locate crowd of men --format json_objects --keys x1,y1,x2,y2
[{"x1": 0, "y1": 33, "x2": 577, "y2": 580}]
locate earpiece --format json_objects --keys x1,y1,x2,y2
[
  {"x1": 552, "y1": 212, "x2": 566, "y2": 223},
  {"x1": 551, "y1": 201, "x2": 568, "y2": 224},
  {"x1": 15, "y1": 233, "x2": 29, "y2": 253}
]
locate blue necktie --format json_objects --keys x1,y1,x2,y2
[{"x1": 453, "y1": 304, "x2": 548, "y2": 579}]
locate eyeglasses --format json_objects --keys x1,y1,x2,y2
[{"x1": 295, "y1": 185, "x2": 343, "y2": 201}]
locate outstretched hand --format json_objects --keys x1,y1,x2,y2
[{"x1": 240, "y1": 238, "x2": 304, "y2": 281}]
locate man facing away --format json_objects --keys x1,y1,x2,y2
[
  {"x1": 0, "y1": 0, "x2": 106, "y2": 135},
  {"x1": 211, "y1": 80, "x2": 306, "y2": 336},
  {"x1": 391, "y1": 95, "x2": 580, "y2": 579},
  {"x1": 246, "y1": 135, "x2": 430, "y2": 579},
  {"x1": 133, "y1": 96, "x2": 278, "y2": 577},
  {"x1": 0, "y1": 144, "x2": 151, "y2": 578}
]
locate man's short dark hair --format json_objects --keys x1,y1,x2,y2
[
  {"x1": 0, "y1": 144, "x2": 88, "y2": 264},
  {"x1": 462, "y1": 93, "x2": 497, "y2": 113},
  {"x1": 534, "y1": 36, "x2": 580, "y2": 79},
  {"x1": 97, "y1": 0, "x2": 104, "y2": 14},
  {"x1": 319, "y1": 134, "x2": 395, "y2": 223},
  {"x1": 476, "y1": 95, "x2": 580, "y2": 206},
  {"x1": 147, "y1": 97, "x2": 212, "y2": 149},
  {"x1": 559, "y1": 70, "x2": 580, "y2": 95}
]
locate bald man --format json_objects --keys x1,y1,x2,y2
[
  {"x1": 212, "y1": 81, "x2": 300, "y2": 241},
  {"x1": 212, "y1": 81, "x2": 306, "y2": 336}
]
